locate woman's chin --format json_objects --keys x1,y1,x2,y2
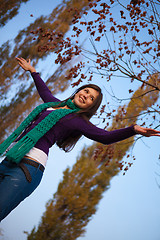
[{"x1": 73, "y1": 99, "x2": 82, "y2": 108}]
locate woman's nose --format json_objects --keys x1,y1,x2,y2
[{"x1": 83, "y1": 94, "x2": 87, "y2": 99}]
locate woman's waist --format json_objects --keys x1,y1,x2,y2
[
  {"x1": 24, "y1": 147, "x2": 48, "y2": 167},
  {"x1": 23, "y1": 155, "x2": 43, "y2": 164}
]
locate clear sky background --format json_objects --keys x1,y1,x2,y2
[{"x1": 0, "y1": 1, "x2": 160, "y2": 240}]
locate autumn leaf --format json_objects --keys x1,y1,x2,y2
[
  {"x1": 129, "y1": 89, "x2": 133, "y2": 93},
  {"x1": 148, "y1": 29, "x2": 153, "y2": 35}
]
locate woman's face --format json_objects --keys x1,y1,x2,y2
[{"x1": 73, "y1": 87, "x2": 99, "y2": 109}]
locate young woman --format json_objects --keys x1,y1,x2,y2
[{"x1": 0, "y1": 57, "x2": 159, "y2": 222}]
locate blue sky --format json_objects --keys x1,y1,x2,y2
[{"x1": 0, "y1": 1, "x2": 160, "y2": 240}]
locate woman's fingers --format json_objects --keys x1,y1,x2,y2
[
  {"x1": 16, "y1": 57, "x2": 35, "y2": 72},
  {"x1": 16, "y1": 57, "x2": 30, "y2": 70},
  {"x1": 148, "y1": 128, "x2": 160, "y2": 134},
  {"x1": 134, "y1": 125, "x2": 160, "y2": 137},
  {"x1": 16, "y1": 57, "x2": 30, "y2": 63},
  {"x1": 144, "y1": 128, "x2": 160, "y2": 137}
]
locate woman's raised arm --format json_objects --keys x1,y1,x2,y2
[{"x1": 16, "y1": 57, "x2": 60, "y2": 103}]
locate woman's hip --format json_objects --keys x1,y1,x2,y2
[{"x1": 0, "y1": 158, "x2": 44, "y2": 221}]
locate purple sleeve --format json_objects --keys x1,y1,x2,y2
[
  {"x1": 31, "y1": 72, "x2": 60, "y2": 103},
  {"x1": 75, "y1": 117, "x2": 136, "y2": 144}
]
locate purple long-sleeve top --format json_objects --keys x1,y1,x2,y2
[{"x1": 18, "y1": 72, "x2": 136, "y2": 155}]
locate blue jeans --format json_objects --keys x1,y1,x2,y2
[{"x1": 0, "y1": 158, "x2": 44, "y2": 221}]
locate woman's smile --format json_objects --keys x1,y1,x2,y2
[{"x1": 79, "y1": 95, "x2": 85, "y2": 103}]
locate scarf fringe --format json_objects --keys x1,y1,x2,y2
[
  {"x1": 6, "y1": 136, "x2": 35, "y2": 163},
  {"x1": 0, "y1": 132, "x2": 18, "y2": 155},
  {"x1": 0, "y1": 103, "x2": 49, "y2": 155}
]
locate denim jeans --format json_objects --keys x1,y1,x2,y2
[{"x1": 0, "y1": 159, "x2": 44, "y2": 221}]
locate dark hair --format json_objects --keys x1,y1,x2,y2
[{"x1": 56, "y1": 84, "x2": 103, "y2": 152}]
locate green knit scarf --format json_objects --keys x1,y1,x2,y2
[{"x1": 0, "y1": 99, "x2": 80, "y2": 163}]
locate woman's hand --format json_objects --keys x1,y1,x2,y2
[
  {"x1": 16, "y1": 57, "x2": 36, "y2": 73},
  {"x1": 134, "y1": 125, "x2": 160, "y2": 137}
]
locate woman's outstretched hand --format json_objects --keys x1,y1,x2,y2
[
  {"x1": 134, "y1": 125, "x2": 160, "y2": 137},
  {"x1": 16, "y1": 57, "x2": 36, "y2": 73}
]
